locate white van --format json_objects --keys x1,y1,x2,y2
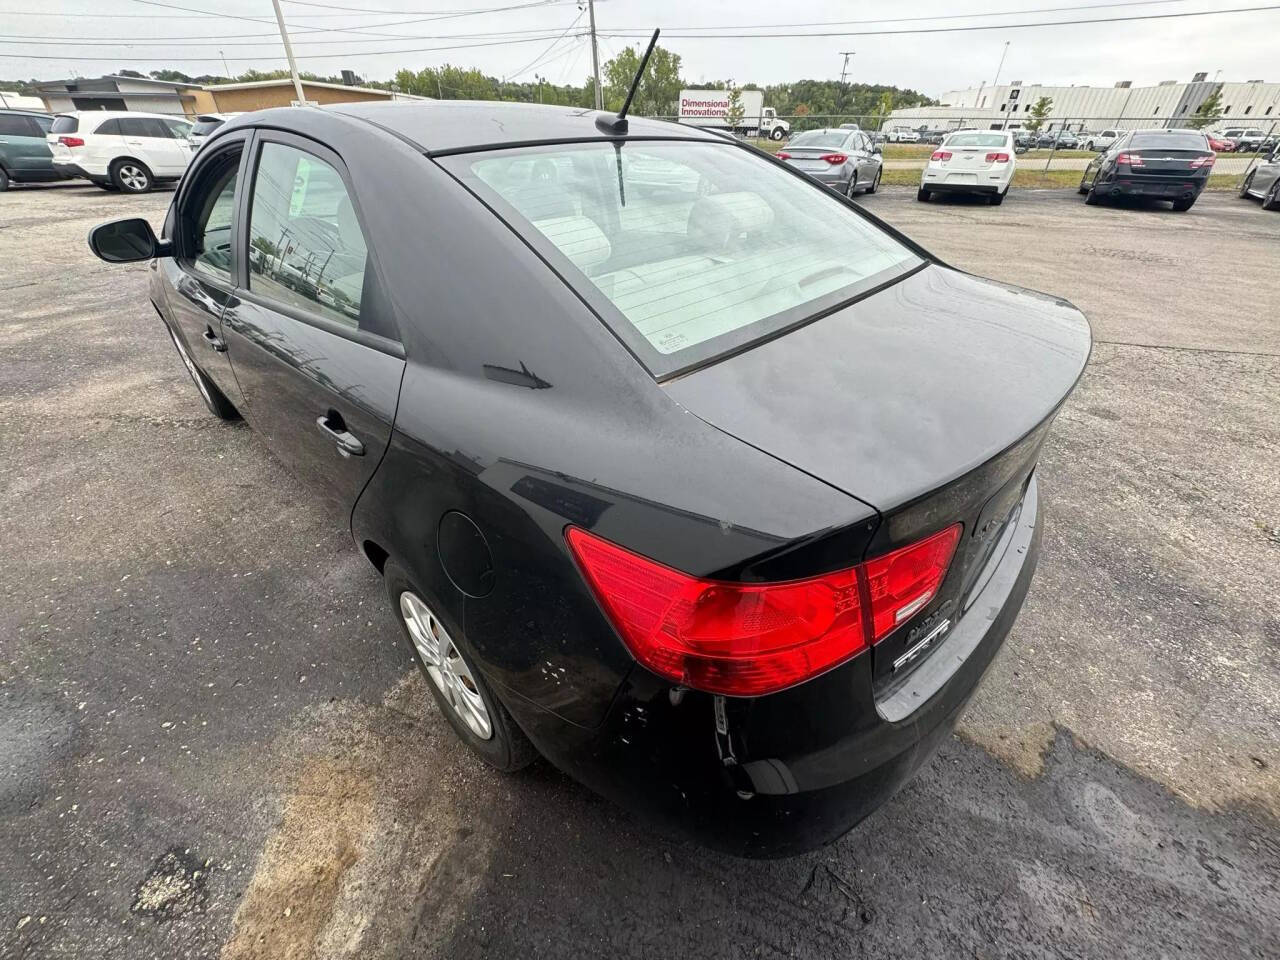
[{"x1": 47, "y1": 111, "x2": 194, "y2": 192}]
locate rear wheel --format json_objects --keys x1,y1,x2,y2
[
  {"x1": 385, "y1": 563, "x2": 537, "y2": 772},
  {"x1": 1171, "y1": 197, "x2": 1195, "y2": 212},
  {"x1": 916, "y1": 187, "x2": 930, "y2": 202},
  {"x1": 110, "y1": 159, "x2": 152, "y2": 193},
  {"x1": 166, "y1": 326, "x2": 239, "y2": 420},
  {"x1": 771, "y1": 126, "x2": 785, "y2": 141},
  {"x1": 1238, "y1": 171, "x2": 1255, "y2": 198}
]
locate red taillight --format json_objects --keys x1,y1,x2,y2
[
  {"x1": 1116, "y1": 152, "x2": 1144, "y2": 166},
  {"x1": 566, "y1": 524, "x2": 961, "y2": 696},
  {"x1": 864, "y1": 525, "x2": 961, "y2": 642},
  {"x1": 931, "y1": 150, "x2": 952, "y2": 162},
  {"x1": 985, "y1": 152, "x2": 1011, "y2": 163},
  {"x1": 776, "y1": 151, "x2": 792, "y2": 159},
  {"x1": 1189, "y1": 154, "x2": 1215, "y2": 169},
  {"x1": 820, "y1": 153, "x2": 848, "y2": 164},
  {"x1": 58, "y1": 136, "x2": 85, "y2": 148}
]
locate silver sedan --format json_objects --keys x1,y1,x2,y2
[{"x1": 777, "y1": 128, "x2": 883, "y2": 197}]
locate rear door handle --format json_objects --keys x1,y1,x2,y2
[
  {"x1": 202, "y1": 328, "x2": 227, "y2": 352},
  {"x1": 316, "y1": 413, "x2": 364, "y2": 458}
]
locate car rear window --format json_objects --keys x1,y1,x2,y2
[
  {"x1": 788, "y1": 130, "x2": 849, "y2": 149},
  {"x1": 946, "y1": 133, "x2": 1009, "y2": 147},
  {"x1": 191, "y1": 119, "x2": 224, "y2": 137},
  {"x1": 443, "y1": 141, "x2": 921, "y2": 378},
  {"x1": 50, "y1": 115, "x2": 78, "y2": 134},
  {"x1": 1130, "y1": 133, "x2": 1210, "y2": 150}
]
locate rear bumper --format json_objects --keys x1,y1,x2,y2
[
  {"x1": 1100, "y1": 176, "x2": 1206, "y2": 200},
  {"x1": 503, "y1": 475, "x2": 1043, "y2": 857},
  {"x1": 923, "y1": 178, "x2": 1003, "y2": 195},
  {"x1": 52, "y1": 160, "x2": 109, "y2": 183}
]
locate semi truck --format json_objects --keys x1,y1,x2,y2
[{"x1": 677, "y1": 89, "x2": 791, "y2": 140}]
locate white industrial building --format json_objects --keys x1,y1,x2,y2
[{"x1": 882, "y1": 74, "x2": 1280, "y2": 134}]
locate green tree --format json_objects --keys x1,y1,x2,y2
[
  {"x1": 724, "y1": 83, "x2": 745, "y2": 131},
  {"x1": 874, "y1": 90, "x2": 894, "y2": 127},
  {"x1": 1188, "y1": 88, "x2": 1223, "y2": 129},
  {"x1": 1024, "y1": 96, "x2": 1053, "y2": 133},
  {"x1": 601, "y1": 43, "x2": 682, "y2": 116}
]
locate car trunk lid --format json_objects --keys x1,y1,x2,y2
[
  {"x1": 664, "y1": 264, "x2": 1091, "y2": 680},
  {"x1": 782, "y1": 146, "x2": 845, "y2": 172}
]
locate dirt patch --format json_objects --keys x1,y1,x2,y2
[
  {"x1": 955, "y1": 719, "x2": 1058, "y2": 779},
  {"x1": 131, "y1": 847, "x2": 211, "y2": 920},
  {"x1": 220, "y1": 673, "x2": 500, "y2": 960}
]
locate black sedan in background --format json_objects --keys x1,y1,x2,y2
[
  {"x1": 1078, "y1": 129, "x2": 1216, "y2": 210},
  {"x1": 87, "y1": 101, "x2": 1090, "y2": 856}
]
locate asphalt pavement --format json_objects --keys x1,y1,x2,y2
[{"x1": 2, "y1": 181, "x2": 1277, "y2": 959}]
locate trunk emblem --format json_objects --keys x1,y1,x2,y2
[{"x1": 893, "y1": 618, "x2": 952, "y2": 673}]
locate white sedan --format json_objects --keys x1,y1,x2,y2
[{"x1": 918, "y1": 130, "x2": 1016, "y2": 205}]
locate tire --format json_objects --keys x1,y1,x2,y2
[
  {"x1": 865, "y1": 167, "x2": 881, "y2": 194},
  {"x1": 1238, "y1": 171, "x2": 1255, "y2": 199},
  {"x1": 165, "y1": 325, "x2": 239, "y2": 420},
  {"x1": 1084, "y1": 140, "x2": 1094, "y2": 152},
  {"x1": 1263, "y1": 181, "x2": 1280, "y2": 211},
  {"x1": 385, "y1": 563, "x2": 537, "y2": 772},
  {"x1": 1171, "y1": 197, "x2": 1195, "y2": 212},
  {"x1": 1077, "y1": 174, "x2": 1090, "y2": 195},
  {"x1": 110, "y1": 158, "x2": 153, "y2": 193},
  {"x1": 916, "y1": 187, "x2": 930, "y2": 202},
  {"x1": 770, "y1": 127, "x2": 785, "y2": 141},
  {"x1": 845, "y1": 175, "x2": 858, "y2": 198},
  {"x1": 988, "y1": 187, "x2": 1006, "y2": 206},
  {"x1": 1084, "y1": 183, "x2": 1101, "y2": 205},
  {"x1": 95, "y1": 182, "x2": 118, "y2": 191},
  {"x1": 0, "y1": 167, "x2": 9, "y2": 191}
]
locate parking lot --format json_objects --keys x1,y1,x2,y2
[{"x1": 2, "y1": 180, "x2": 1278, "y2": 959}]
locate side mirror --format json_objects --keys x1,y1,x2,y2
[{"x1": 87, "y1": 217, "x2": 170, "y2": 264}]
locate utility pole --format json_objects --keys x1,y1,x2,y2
[
  {"x1": 219, "y1": 49, "x2": 231, "y2": 80},
  {"x1": 992, "y1": 41, "x2": 1010, "y2": 88},
  {"x1": 839, "y1": 51, "x2": 855, "y2": 85},
  {"x1": 586, "y1": 0, "x2": 602, "y2": 110},
  {"x1": 270, "y1": 0, "x2": 307, "y2": 107}
]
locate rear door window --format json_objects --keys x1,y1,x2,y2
[
  {"x1": 246, "y1": 141, "x2": 368, "y2": 329},
  {"x1": 443, "y1": 141, "x2": 922, "y2": 378},
  {"x1": 94, "y1": 118, "x2": 123, "y2": 136},
  {"x1": 0, "y1": 115, "x2": 36, "y2": 137}
]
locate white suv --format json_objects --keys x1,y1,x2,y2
[
  {"x1": 46, "y1": 111, "x2": 194, "y2": 192},
  {"x1": 1081, "y1": 129, "x2": 1121, "y2": 152}
]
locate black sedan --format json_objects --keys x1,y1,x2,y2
[
  {"x1": 1078, "y1": 129, "x2": 1216, "y2": 211},
  {"x1": 86, "y1": 101, "x2": 1091, "y2": 857}
]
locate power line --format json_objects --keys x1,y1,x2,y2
[
  {"x1": 503, "y1": 9, "x2": 584, "y2": 81},
  {"x1": 600, "y1": 4, "x2": 1280, "y2": 39},
  {"x1": 0, "y1": 0, "x2": 578, "y2": 18},
  {"x1": 0, "y1": 32, "x2": 590, "y2": 61},
  {"x1": 0, "y1": 27, "x2": 583, "y2": 48}
]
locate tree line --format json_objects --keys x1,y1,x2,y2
[{"x1": 2, "y1": 43, "x2": 936, "y2": 130}]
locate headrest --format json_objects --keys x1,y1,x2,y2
[
  {"x1": 534, "y1": 216, "x2": 612, "y2": 272},
  {"x1": 686, "y1": 192, "x2": 775, "y2": 253}
]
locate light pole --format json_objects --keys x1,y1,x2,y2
[
  {"x1": 585, "y1": 0, "x2": 602, "y2": 110},
  {"x1": 269, "y1": 0, "x2": 307, "y2": 106}
]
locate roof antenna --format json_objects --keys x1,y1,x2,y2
[{"x1": 595, "y1": 28, "x2": 660, "y2": 136}]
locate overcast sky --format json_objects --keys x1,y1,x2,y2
[{"x1": 2, "y1": 0, "x2": 1277, "y2": 95}]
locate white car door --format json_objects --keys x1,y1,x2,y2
[{"x1": 119, "y1": 117, "x2": 186, "y2": 176}]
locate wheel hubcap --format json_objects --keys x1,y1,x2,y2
[
  {"x1": 120, "y1": 165, "x2": 147, "y2": 190},
  {"x1": 399, "y1": 592, "x2": 493, "y2": 740}
]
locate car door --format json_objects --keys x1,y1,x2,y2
[
  {"x1": 119, "y1": 117, "x2": 184, "y2": 177},
  {"x1": 852, "y1": 133, "x2": 874, "y2": 181},
  {"x1": 0, "y1": 114, "x2": 54, "y2": 178},
  {"x1": 157, "y1": 129, "x2": 249, "y2": 406},
  {"x1": 220, "y1": 131, "x2": 405, "y2": 518},
  {"x1": 1254, "y1": 149, "x2": 1280, "y2": 193}
]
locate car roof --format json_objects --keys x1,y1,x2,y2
[
  {"x1": 56, "y1": 110, "x2": 186, "y2": 121},
  {"x1": 319, "y1": 99, "x2": 724, "y2": 154},
  {"x1": 0, "y1": 108, "x2": 52, "y2": 118}
]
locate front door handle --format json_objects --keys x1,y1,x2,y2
[
  {"x1": 202, "y1": 328, "x2": 227, "y2": 352},
  {"x1": 315, "y1": 413, "x2": 364, "y2": 458}
]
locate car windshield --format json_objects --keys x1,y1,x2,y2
[
  {"x1": 946, "y1": 133, "x2": 1009, "y2": 147},
  {"x1": 444, "y1": 141, "x2": 921, "y2": 378},
  {"x1": 788, "y1": 130, "x2": 849, "y2": 149},
  {"x1": 1130, "y1": 133, "x2": 1209, "y2": 150}
]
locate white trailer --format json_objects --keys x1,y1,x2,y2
[{"x1": 677, "y1": 89, "x2": 791, "y2": 140}]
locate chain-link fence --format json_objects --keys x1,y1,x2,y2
[{"x1": 644, "y1": 112, "x2": 1279, "y2": 180}]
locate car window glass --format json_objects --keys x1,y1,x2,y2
[
  {"x1": 452, "y1": 141, "x2": 920, "y2": 377},
  {"x1": 31, "y1": 115, "x2": 51, "y2": 135},
  {"x1": 95, "y1": 118, "x2": 122, "y2": 136},
  {"x1": 162, "y1": 118, "x2": 191, "y2": 139},
  {"x1": 247, "y1": 142, "x2": 367, "y2": 329},
  {"x1": 1130, "y1": 133, "x2": 1209, "y2": 150},
  {"x1": 49, "y1": 115, "x2": 78, "y2": 134},
  {"x1": 190, "y1": 160, "x2": 239, "y2": 282},
  {"x1": 790, "y1": 130, "x2": 848, "y2": 149},
  {"x1": 0, "y1": 115, "x2": 33, "y2": 136},
  {"x1": 946, "y1": 133, "x2": 1008, "y2": 148}
]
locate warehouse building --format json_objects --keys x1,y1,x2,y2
[
  {"x1": 33, "y1": 75, "x2": 202, "y2": 115},
  {"x1": 882, "y1": 74, "x2": 1280, "y2": 134},
  {"x1": 193, "y1": 78, "x2": 424, "y2": 113}
]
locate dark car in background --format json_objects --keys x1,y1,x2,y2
[
  {"x1": 86, "y1": 101, "x2": 1090, "y2": 857},
  {"x1": 777, "y1": 126, "x2": 883, "y2": 196},
  {"x1": 1078, "y1": 129, "x2": 1215, "y2": 210},
  {"x1": 0, "y1": 109, "x2": 65, "y2": 190},
  {"x1": 1037, "y1": 129, "x2": 1079, "y2": 149},
  {"x1": 1238, "y1": 144, "x2": 1280, "y2": 210}
]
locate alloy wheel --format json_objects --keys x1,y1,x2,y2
[
  {"x1": 119, "y1": 164, "x2": 149, "y2": 191},
  {"x1": 399, "y1": 591, "x2": 493, "y2": 740}
]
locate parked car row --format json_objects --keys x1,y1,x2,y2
[{"x1": 0, "y1": 108, "x2": 241, "y2": 193}]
